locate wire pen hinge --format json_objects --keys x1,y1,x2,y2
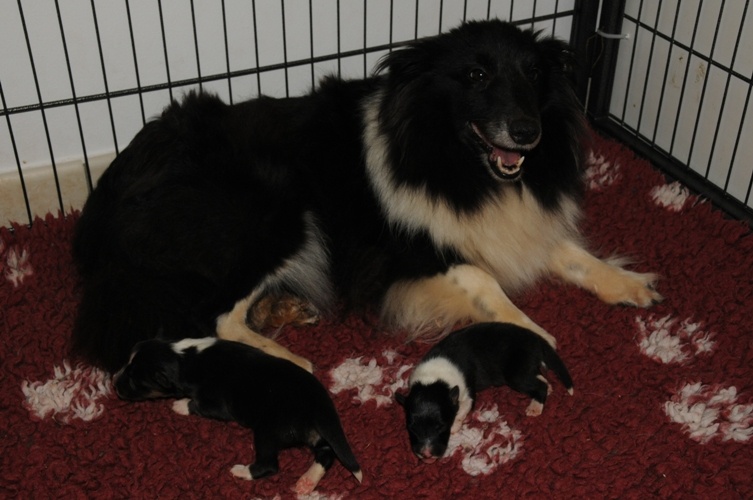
[{"x1": 595, "y1": 28, "x2": 630, "y2": 40}]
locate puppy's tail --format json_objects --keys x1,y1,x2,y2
[
  {"x1": 317, "y1": 414, "x2": 363, "y2": 484},
  {"x1": 542, "y1": 343, "x2": 574, "y2": 395}
]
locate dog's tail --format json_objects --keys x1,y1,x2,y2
[
  {"x1": 542, "y1": 343, "x2": 574, "y2": 395},
  {"x1": 317, "y1": 410, "x2": 363, "y2": 484}
]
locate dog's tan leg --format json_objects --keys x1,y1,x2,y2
[
  {"x1": 216, "y1": 293, "x2": 314, "y2": 373},
  {"x1": 246, "y1": 293, "x2": 320, "y2": 331},
  {"x1": 381, "y1": 264, "x2": 556, "y2": 347},
  {"x1": 548, "y1": 240, "x2": 663, "y2": 307}
]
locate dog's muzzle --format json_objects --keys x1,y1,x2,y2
[{"x1": 471, "y1": 122, "x2": 540, "y2": 181}]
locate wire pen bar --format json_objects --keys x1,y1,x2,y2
[
  {"x1": 589, "y1": 0, "x2": 753, "y2": 227},
  {"x1": 6, "y1": 0, "x2": 697, "y2": 230}
]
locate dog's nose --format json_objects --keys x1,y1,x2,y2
[
  {"x1": 509, "y1": 119, "x2": 540, "y2": 145},
  {"x1": 416, "y1": 449, "x2": 438, "y2": 464}
]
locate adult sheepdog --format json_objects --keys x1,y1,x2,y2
[{"x1": 72, "y1": 20, "x2": 661, "y2": 373}]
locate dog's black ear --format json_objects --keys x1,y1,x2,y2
[
  {"x1": 449, "y1": 386, "x2": 460, "y2": 406},
  {"x1": 395, "y1": 392, "x2": 406, "y2": 406},
  {"x1": 538, "y1": 38, "x2": 577, "y2": 79},
  {"x1": 374, "y1": 42, "x2": 432, "y2": 82}
]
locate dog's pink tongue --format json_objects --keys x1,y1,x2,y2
[{"x1": 492, "y1": 147, "x2": 521, "y2": 167}]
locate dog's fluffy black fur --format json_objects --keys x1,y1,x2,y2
[
  {"x1": 114, "y1": 338, "x2": 362, "y2": 494},
  {"x1": 396, "y1": 322, "x2": 573, "y2": 461},
  {"x1": 73, "y1": 20, "x2": 660, "y2": 373}
]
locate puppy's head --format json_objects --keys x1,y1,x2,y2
[
  {"x1": 396, "y1": 382, "x2": 459, "y2": 463},
  {"x1": 113, "y1": 339, "x2": 182, "y2": 400}
]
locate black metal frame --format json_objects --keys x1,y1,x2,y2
[
  {"x1": 1, "y1": 1, "x2": 580, "y2": 228},
  {"x1": 3, "y1": 0, "x2": 751, "y2": 228},
  {"x1": 583, "y1": 0, "x2": 753, "y2": 227}
]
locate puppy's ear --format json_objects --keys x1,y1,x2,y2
[
  {"x1": 449, "y1": 386, "x2": 460, "y2": 406},
  {"x1": 152, "y1": 357, "x2": 180, "y2": 393},
  {"x1": 395, "y1": 392, "x2": 406, "y2": 407}
]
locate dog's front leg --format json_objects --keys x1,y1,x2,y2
[
  {"x1": 381, "y1": 264, "x2": 556, "y2": 348},
  {"x1": 217, "y1": 292, "x2": 314, "y2": 373},
  {"x1": 548, "y1": 240, "x2": 663, "y2": 307}
]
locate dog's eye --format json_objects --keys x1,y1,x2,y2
[
  {"x1": 527, "y1": 66, "x2": 540, "y2": 82},
  {"x1": 468, "y1": 68, "x2": 488, "y2": 82}
]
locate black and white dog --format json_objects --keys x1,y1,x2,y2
[
  {"x1": 396, "y1": 322, "x2": 573, "y2": 462},
  {"x1": 73, "y1": 20, "x2": 661, "y2": 375},
  {"x1": 114, "y1": 338, "x2": 362, "y2": 494}
]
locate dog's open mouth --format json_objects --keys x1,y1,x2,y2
[{"x1": 471, "y1": 123, "x2": 526, "y2": 181}]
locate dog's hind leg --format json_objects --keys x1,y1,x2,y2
[
  {"x1": 510, "y1": 375, "x2": 549, "y2": 417},
  {"x1": 293, "y1": 438, "x2": 335, "y2": 495},
  {"x1": 548, "y1": 240, "x2": 663, "y2": 308},
  {"x1": 381, "y1": 264, "x2": 557, "y2": 348},
  {"x1": 246, "y1": 292, "x2": 320, "y2": 331},
  {"x1": 231, "y1": 432, "x2": 280, "y2": 481},
  {"x1": 216, "y1": 292, "x2": 314, "y2": 373}
]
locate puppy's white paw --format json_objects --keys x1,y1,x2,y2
[
  {"x1": 525, "y1": 400, "x2": 543, "y2": 417},
  {"x1": 450, "y1": 418, "x2": 464, "y2": 434},
  {"x1": 230, "y1": 464, "x2": 253, "y2": 481},
  {"x1": 293, "y1": 463, "x2": 325, "y2": 495},
  {"x1": 172, "y1": 398, "x2": 191, "y2": 415}
]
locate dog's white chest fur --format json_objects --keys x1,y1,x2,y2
[{"x1": 362, "y1": 93, "x2": 581, "y2": 293}]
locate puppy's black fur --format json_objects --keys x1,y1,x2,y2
[
  {"x1": 396, "y1": 322, "x2": 573, "y2": 461},
  {"x1": 114, "y1": 338, "x2": 362, "y2": 493}
]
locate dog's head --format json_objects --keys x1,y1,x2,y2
[
  {"x1": 396, "y1": 382, "x2": 459, "y2": 462},
  {"x1": 376, "y1": 19, "x2": 580, "y2": 190},
  {"x1": 113, "y1": 339, "x2": 183, "y2": 400}
]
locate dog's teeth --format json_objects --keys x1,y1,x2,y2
[
  {"x1": 496, "y1": 156, "x2": 503, "y2": 170},
  {"x1": 516, "y1": 156, "x2": 525, "y2": 168}
]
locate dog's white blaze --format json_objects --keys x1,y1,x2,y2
[
  {"x1": 411, "y1": 356, "x2": 471, "y2": 408},
  {"x1": 362, "y1": 92, "x2": 582, "y2": 293},
  {"x1": 172, "y1": 337, "x2": 217, "y2": 354}
]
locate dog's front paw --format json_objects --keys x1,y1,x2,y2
[
  {"x1": 450, "y1": 419, "x2": 463, "y2": 434},
  {"x1": 525, "y1": 400, "x2": 544, "y2": 417},
  {"x1": 172, "y1": 398, "x2": 191, "y2": 415},
  {"x1": 604, "y1": 270, "x2": 663, "y2": 308}
]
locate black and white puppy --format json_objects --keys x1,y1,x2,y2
[
  {"x1": 114, "y1": 337, "x2": 363, "y2": 495},
  {"x1": 396, "y1": 322, "x2": 574, "y2": 462}
]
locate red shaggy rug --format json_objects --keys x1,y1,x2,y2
[{"x1": 2, "y1": 133, "x2": 752, "y2": 499}]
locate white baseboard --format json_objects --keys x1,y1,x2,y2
[{"x1": 0, "y1": 153, "x2": 115, "y2": 227}]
